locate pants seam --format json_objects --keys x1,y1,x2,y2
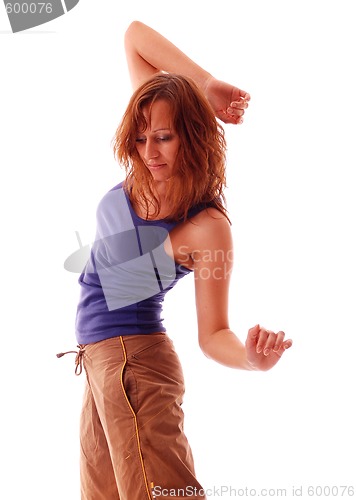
[{"x1": 119, "y1": 335, "x2": 152, "y2": 500}]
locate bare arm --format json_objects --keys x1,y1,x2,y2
[
  {"x1": 124, "y1": 20, "x2": 211, "y2": 90},
  {"x1": 124, "y1": 21, "x2": 250, "y2": 125},
  {"x1": 188, "y1": 210, "x2": 292, "y2": 370}
]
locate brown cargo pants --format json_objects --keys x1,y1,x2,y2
[{"x1": 79, "y1": 333, "x2": 206, "y2": 499}]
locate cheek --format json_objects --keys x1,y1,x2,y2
[
  {"x1": 135, "y1": 145, "x2": 144, "y2": 160},
  {"x1": 171, "y1": 141, "x2": 180, "y2": 160}
]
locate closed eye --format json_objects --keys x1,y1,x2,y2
[{"x1": 157, "y1": 135, "x2": 173, "y2": 142}]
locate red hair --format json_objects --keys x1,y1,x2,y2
[{"x1": 112, "y1": 73, "x2": 229, "y2": 222}]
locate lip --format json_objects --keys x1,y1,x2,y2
[{"x1": 147, "y1": 163, "x2": 166, "y2": 170}]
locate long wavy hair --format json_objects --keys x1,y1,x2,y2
[{"x1": 112, "y1": 73, "x2": 229, "y2": 222}]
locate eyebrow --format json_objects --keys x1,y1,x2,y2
[{"x1": 152, "y1": 128, "x2": 171, "y2": 133}]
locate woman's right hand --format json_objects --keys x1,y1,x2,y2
[{"x1": 203, "y1": 77, "x2": 250, "y2": 125}]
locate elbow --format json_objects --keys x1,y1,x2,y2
[
  {"x1": 198, "y1": 327, "x2": 232, "y2": 359},
  {"x1": 124, "y1": 21, "x2": 148, "y2": 55},
  {"x1": 198, "y1": 331, "x2": 216, "y2": 359},
  {"x1": 124, "y1": 21, "x2": 137, "y2": 46},
  {"x1": 199, "y1": 343, "x2": 213, "y2": 362},
  {"x1": 125, "y1": 20, "x2": 144, "y2": 40},
  {"x1": 198, "y1": 337, "x2": 208, "y2": 357}
]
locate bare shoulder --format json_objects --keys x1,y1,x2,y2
[
  {"x1": 189, "y1": 208, "x2": 232, "y2": 246},
  {"x1": 191, "y1": 207, "x2": 230, "y2": 226},
  {"x1": 168, "y1": 207, "x2": 232, "y2": 259}
]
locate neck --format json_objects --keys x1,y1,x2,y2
[
  {"x1": 132, "y1": 180, "x2": 171, "y2": 220},
  {"x1": 153, "y1": 179, "x2": 170, "y2": 199}
]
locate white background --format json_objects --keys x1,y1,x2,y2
[{"x1": 1, "y1": 1, "x2": 355, "y2": 498}]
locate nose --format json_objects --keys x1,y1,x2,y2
[{"x1": 144, "y1": 139, "x2": 159, "y2": 163}]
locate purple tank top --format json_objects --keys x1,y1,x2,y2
[{"x1": 75, "y1": 182, "x2": 206, "y2": 344}]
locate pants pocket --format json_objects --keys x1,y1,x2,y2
[
  {"x1": 121, "y1": 364, "x2": 139, "y2": 414},
  {"x1": 130, "y1": 337, "x2": 167, "y2": 360}
]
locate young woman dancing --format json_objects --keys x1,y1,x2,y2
[{"x1": 68, "y1": 20, "x2": 292, "y2": 500}]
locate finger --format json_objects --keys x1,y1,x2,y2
[
  {"x1": 273, "y1": 331, "x2": 286, "y2": 352},
  {"x1": 225, "y1": 107, "x2": 245, "y2": 125},
  {"x1": 256, "y1": 327, "x2": 269, "y2": 354},
  {"x1": 246, "y1": 324, "x2": 260, "y2": 345},
  {"x1": 275, "y1": 339, "x2": 293, "y2": 356},
  {"x1": 239, "y1": 90, "x2": 251, "y2": 101},
  {"x1": 262, "y1": 330, "x2": 278, "y2": 356},
  {"x1": 219, "y1": 112, "x2": 242, "y2": 125},
  {"x1": 282, "y1": 339, "x2": 293, "y2": 350},
  {"x1": 218, "y1": 113, "x2": 237, "y2": 125},
  {"x1": 230, "y1": 100, "x2": 249, "y2": 110},
  {"x1": 227, "y1": 107, "x2": 244, "y2": 117},
  {"x1": 234, "y1": 89, "x2": 250, "y2": 101},
  {"x1": 245, "y1": 324, "x2": 261, "y2": 350}
]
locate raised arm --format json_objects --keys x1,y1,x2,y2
[{"x1": 124, "y1": 21, "x2": 250, "y2": 125}]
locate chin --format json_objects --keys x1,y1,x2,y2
[{"x1": 151, "y1": 173, "x2": 172, "y2": 182}]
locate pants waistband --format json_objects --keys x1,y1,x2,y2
[{"x1": 56, "y1": 332, "x2": 167, "y2": 375}]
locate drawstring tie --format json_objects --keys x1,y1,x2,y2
[{"x1": 56, "y1": 345, "x2": 85, "y2": 375}]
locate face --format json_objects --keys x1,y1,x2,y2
[{"x1": 135, "y1": 99, "x2": 180, "y2": 182}]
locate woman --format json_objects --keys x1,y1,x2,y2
[{"x1": 66, "y1": 21, "x2": 292, "y2": 500}]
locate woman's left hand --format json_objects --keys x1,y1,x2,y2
[
  {"x1": 204, "y1": 77, "x2": 250, "y2": 124},
  {"x1": 245, "y1": 325, "x2": 293, "y2": 371}
]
